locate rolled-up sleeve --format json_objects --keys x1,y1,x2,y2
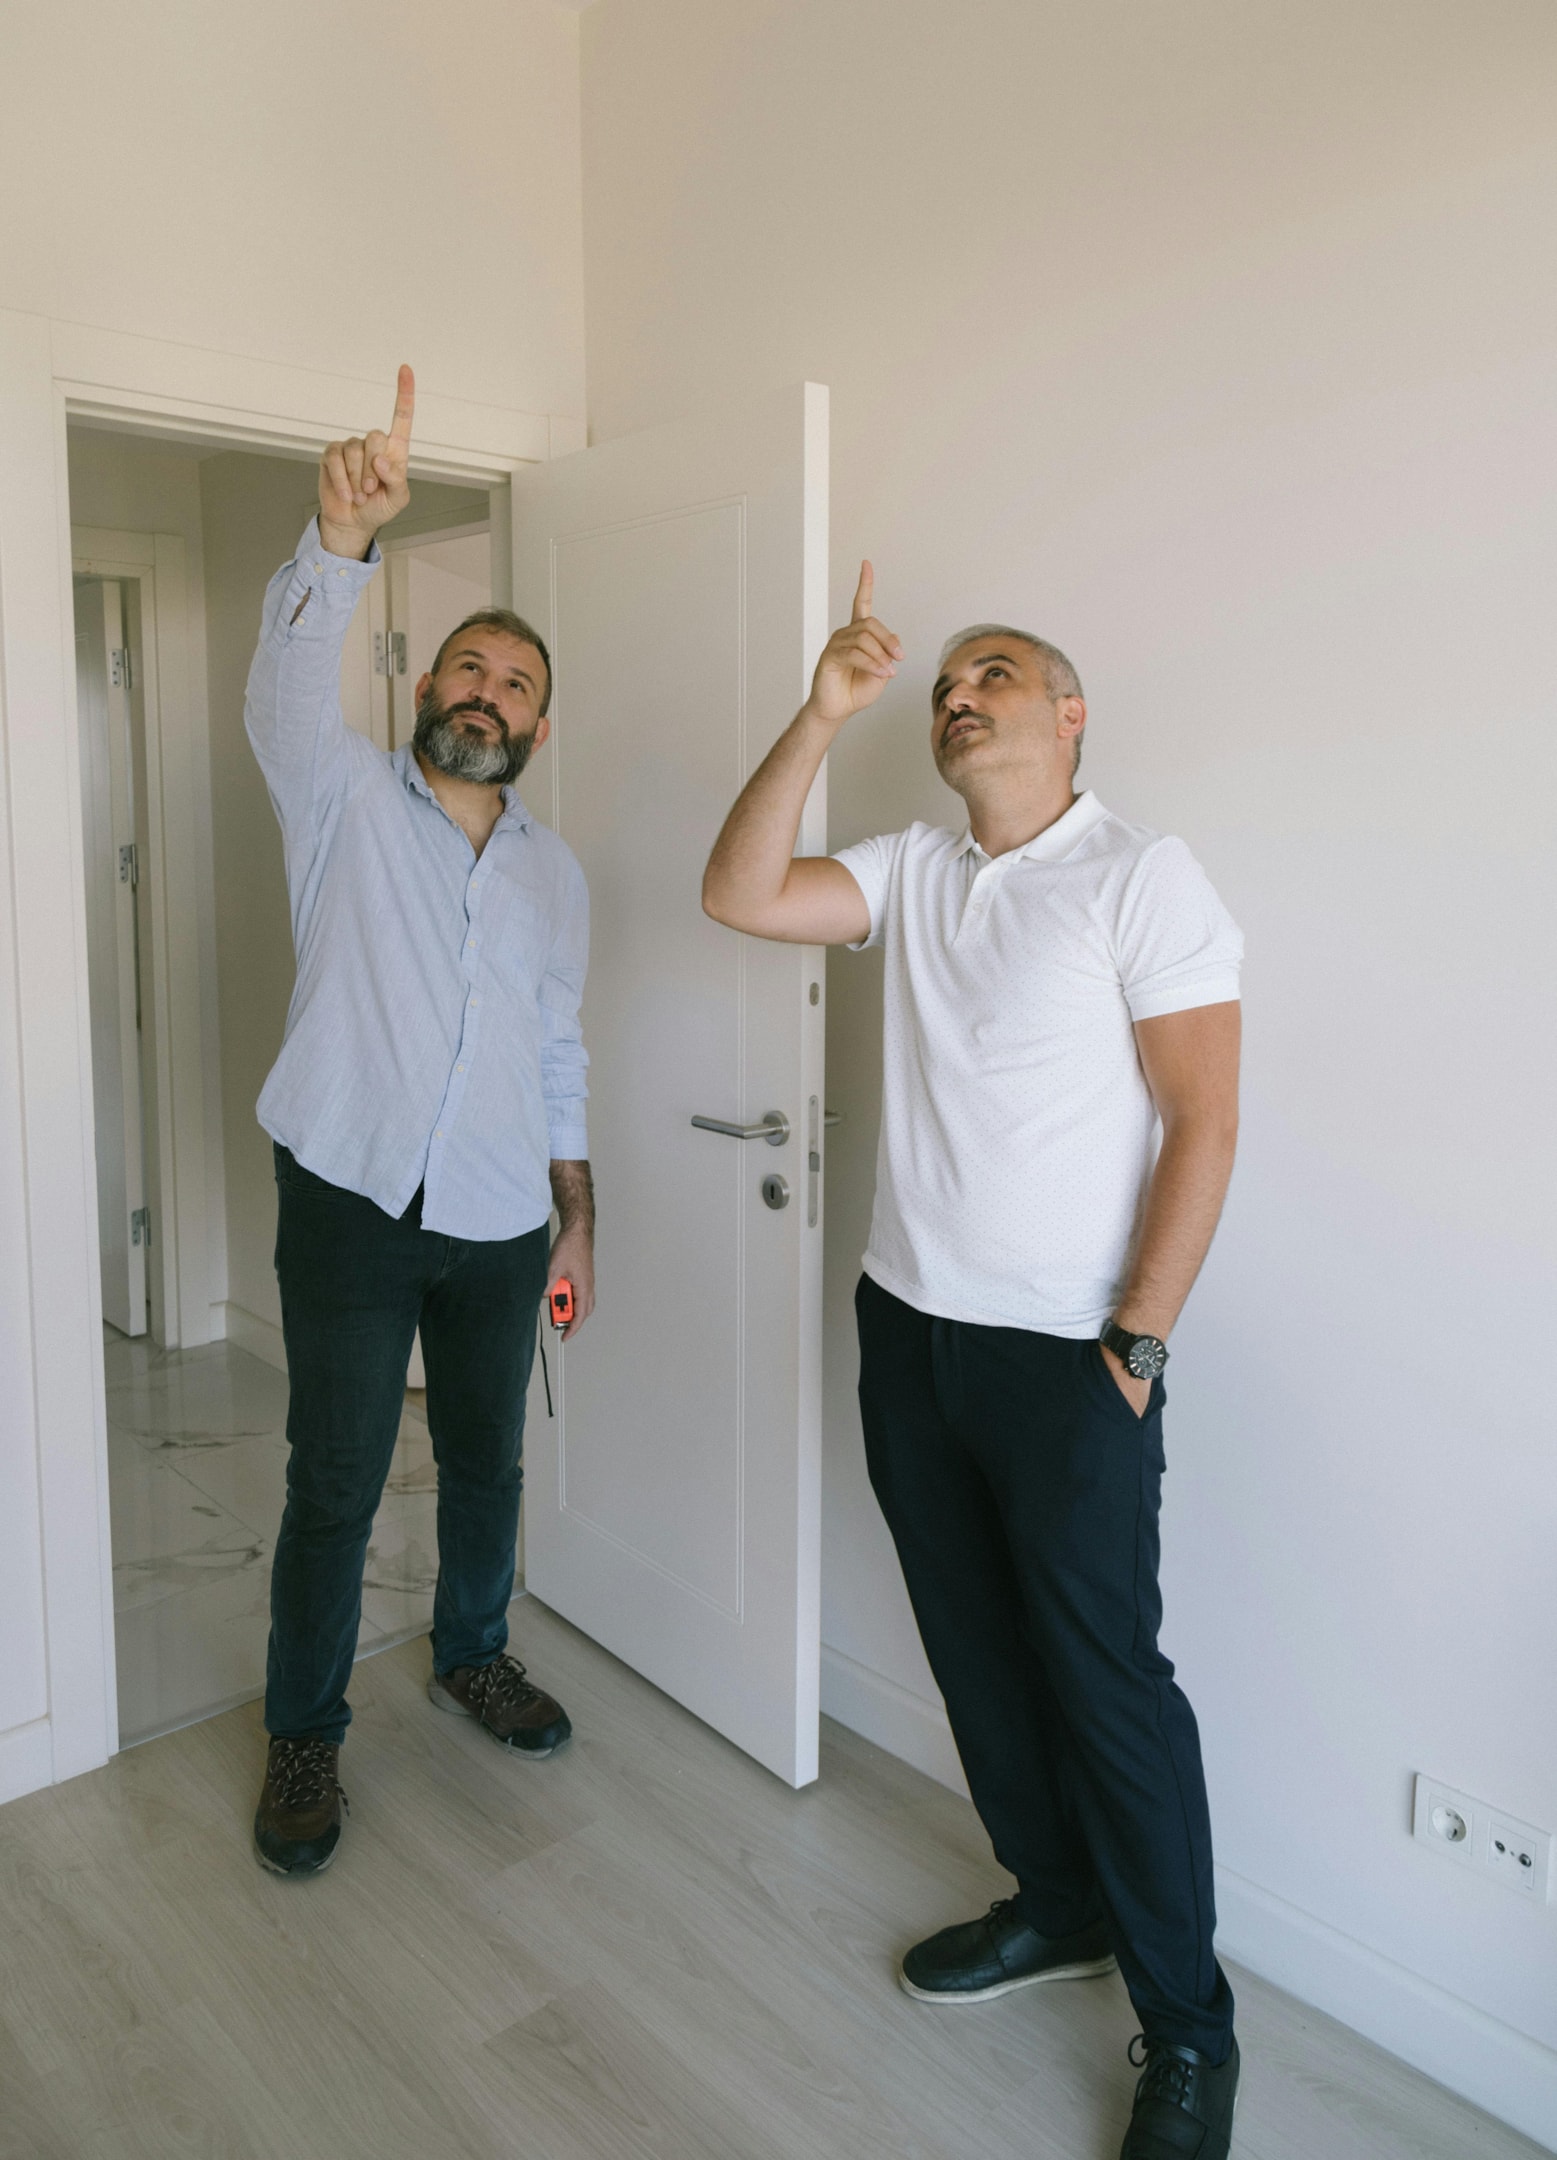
[{"x1": 540, "y1": 859, "x2": 591, "y2": 1160}]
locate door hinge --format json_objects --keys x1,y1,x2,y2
[
  {"x1": 390, "y1": 631, "x2": 407, "y2": 675},
  {"x1": 130, "y1": 1206, "x2": 151, "y2": 1247},
  {"x1": 373, "y1": 632, "x2": 408, "y2": 676},
  {"x1": 118, "y1": 842, "x2": 139, "y2": 887},
  {"x1": 110, "y1": 647, "x2": 132, "y2": 689}
]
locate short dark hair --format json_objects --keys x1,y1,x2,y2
[{"x1": 431, "y1": 609, "x2": 552, "y2": 715}]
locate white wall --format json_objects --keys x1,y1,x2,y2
[
  {"x1": 579, "y1": 0, "x2": 1557, "y2": 2138},
  {"x1": 0, "y1": 0, "x2": 585, "y2": 427}
]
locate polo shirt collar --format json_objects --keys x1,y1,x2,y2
[{"x1": 955, "y1": 789, "x2": 1108, "y2": 866}]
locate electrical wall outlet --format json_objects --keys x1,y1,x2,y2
[
  {"x1": 1487, "y1": 1815, "x2": 1550, "y2": 1897},
  {"x1": 1412, "y1": 1776, "x2": 1552, "y2": 1901}
]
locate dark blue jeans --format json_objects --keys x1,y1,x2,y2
[
  {"x1": 265, "y1": 1145, "x2": 549, "y2": 1744},
  {"x1": 855, "y1": 1272, "x2": 1235, "y2": 2062}
]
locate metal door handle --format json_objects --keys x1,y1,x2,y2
[
  {"x1": 690, "y1": 1110, "x2": 789, "y2": 1147},
  {"x1": 824, "y1": 1110, "x2": 843, "y2": 1127}
]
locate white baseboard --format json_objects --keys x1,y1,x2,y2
[
  {"x1": 818, "y1": 1643, "x2": 1557, "y2": 2150},
  {"x1": 821, "y1": 1642, "x2": 968, "y2": 1797},
  {"x1": 1214, "y1": 1866, "x2": 1557, "y2": 2152},
  {"x1": 0, "y1": 1718, "x2": 54, "y2": 1806},
  {"x1": 216, "y1": 1300, "x2": 287, "y2": 1375}
]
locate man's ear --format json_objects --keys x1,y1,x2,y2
[
  {"x1": 1056, "y1": 695, "x2": 1087, "y2": 742},
  {"x1": 530, "y1": 715, "x2": 552, "y2": 756},
  {"x1": 414, "y1": 670, "x2": 433, "y2": 707}
]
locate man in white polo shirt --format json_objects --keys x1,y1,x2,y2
[{"x1": 702, "y1": 567, "x2": 1243, "y2": 2160}]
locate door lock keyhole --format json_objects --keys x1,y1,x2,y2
[{"x1": 761, "y1": 1174, "x2": 790, "y2": 1211}]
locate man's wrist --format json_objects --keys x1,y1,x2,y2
[
  {"x1": 1102, "y1": 1317, "x2": 1169, "y2": 1382},
  {"x1": 795, "y1": 698, "x2": 847, "y2": 741},
  {"x1": 316, "y1": 516, "x2": 374, "y2": 562}
]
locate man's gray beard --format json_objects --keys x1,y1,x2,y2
[{"x1": 413, "y1": 693, "x2": 536, "y2": 786}]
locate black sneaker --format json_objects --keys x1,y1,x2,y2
[
  {"x1": 253, "y1": 1737, "x2": 347, "y2": 1877},
  {"x1": 900, "y1": 1898, "x2": 1116, "y2": 2003},
  {"x1": 1121, "y1": 2034, "x2": 1240, "y2": 2159}
]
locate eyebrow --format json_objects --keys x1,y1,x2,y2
[
  {"x1": 449, "y1": 646, "x2": 536, "y2": 687},
  {"x1": 932, "y1": 651, "x2": 1024, "y2": 706}
]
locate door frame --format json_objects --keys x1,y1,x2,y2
[{"x1": 0, "y1": 310, "x2": 564, "y2": 1794}]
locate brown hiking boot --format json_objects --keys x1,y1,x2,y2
[
  {"x1": 427, "y1": 1654, "x2": 572, "y2": 1756},
  {"x1": 253, "y1": 1736, "x2": 347, "y2": 1876}
]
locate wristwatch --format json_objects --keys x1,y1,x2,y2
[{"x1": 1100, "y1": 1320, "x2": 1169, "y2": 1381}]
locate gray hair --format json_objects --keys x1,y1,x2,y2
[
  {"x1": 937, "y1": 623, "x2": 1083, "y2": 704},
  {"x1": 937, "y1": 623, "x2": 1086, "y2": 775}
]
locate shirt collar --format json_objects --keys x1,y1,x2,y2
[
  {"x1": 954, "y1": 789, "x2": 1108, "y2": 866},
  {"x1": 394, "y1": 744, "x2": 534, "y2": 831}
]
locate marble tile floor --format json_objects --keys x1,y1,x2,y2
[{"x1": 104, "y1": 1329, "x2": 515, "y2": 1747}]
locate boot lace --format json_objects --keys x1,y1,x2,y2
[
  {"x1": 1128, "y1": 2035, "x2": 1199, "y2": 2109},
  {"x1": 268, "y1": 1737, "x2": 345, "y2": 1810},
  {"x1": 465, "y1": 1655, "x2": 544, "y2": 1716}
]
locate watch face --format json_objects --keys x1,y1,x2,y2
[{"x1": 1127, "y1": 1336, "x2": 1168, "y2": 1380}]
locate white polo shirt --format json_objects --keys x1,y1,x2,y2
[{"x1": 833, "y1": 791, "x2": 1242, "y2": 1337}]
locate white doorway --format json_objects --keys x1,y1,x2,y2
[
  {"x1": 0, "y1": 321, "x2": 552, "y2": 1799},
  {"x1": 66, "y1": 428, "x2": 501, "y2": 1745}
]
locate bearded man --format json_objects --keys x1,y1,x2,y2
[{"x1": 243, "y1": 368, "x2": 593, "y2": 1877}]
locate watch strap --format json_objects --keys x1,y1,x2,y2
[{"x1": 1101, "y1": 1320, "x2": 1168, "y2": 1374}]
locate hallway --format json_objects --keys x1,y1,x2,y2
[{"x1": 105, "y1": 1332, "x2": 451, "y2": 1744}]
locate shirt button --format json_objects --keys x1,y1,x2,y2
[
  {"x1": 469, "y1": 997, "x2": 478, "y2": 1008},
  {"x1": 435, "y1": 1128, "x2": 444, "y2": 1138},
  {"x1": 456, "y1": 1063, "x2": 466, "y2": 1073}
]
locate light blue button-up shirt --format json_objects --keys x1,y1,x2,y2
[{"x1": 245, "y1": 520, "x2": 589, "y2": 1241}]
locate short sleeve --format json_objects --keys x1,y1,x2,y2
[
  {"x1": 831, "y1": 830, "x2": 904, "y2": 950},
  {"x1": 1115, "y1": 836, "x2": 1243, "y2": 1021}
]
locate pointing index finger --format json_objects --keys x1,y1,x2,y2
[
  {"x1": 851, "y1": 560, "x2": 874, "y2": 624},
  {"x1": 389, "y1": 364, "x2": 416, "y2": 443}
]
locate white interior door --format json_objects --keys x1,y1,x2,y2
[
  {"x1": 74, "y1": 579, "x2": 148, "y2": 1337},
  {"x1": 514, "y1": 383, "x2": 829, "y2": 1787}
]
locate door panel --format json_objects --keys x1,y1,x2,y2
[
  {"x1": 514, "y1": 384, "x2": 828, "y2": 1786},
  {"x1": 74, "y1": 579, "x2": 147, "y2": 1337}
]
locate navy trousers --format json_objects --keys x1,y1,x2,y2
[
  {"x1": 265, "y1": 1145, "x2": 549, "y2": 1744},
  {"x1": 855, "y1": 1271, "x2": 1234, "y2": 2061}
]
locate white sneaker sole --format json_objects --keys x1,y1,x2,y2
[{"x1": 899, "y1": 1954, "x2": 1117, "y2": 2004}]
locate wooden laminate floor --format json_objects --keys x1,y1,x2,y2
[{"x1": 0, "y1": 1602, "x2": 1543, "y2": 2160}]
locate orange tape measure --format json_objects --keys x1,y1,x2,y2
[{"x1": 548, "y1": 1278, "x2": 575, "y2": 1331}]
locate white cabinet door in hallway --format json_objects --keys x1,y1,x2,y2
[{"x1": 514, "y1": 384, "x2": 829, "y2": 1787}]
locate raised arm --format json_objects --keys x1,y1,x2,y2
[
  {"x1": 702, "y1": 563, "x2": 903, "y2": 944},
  {"x1": 245, "y1": 367, "x2": 419, "y2": 842}
]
